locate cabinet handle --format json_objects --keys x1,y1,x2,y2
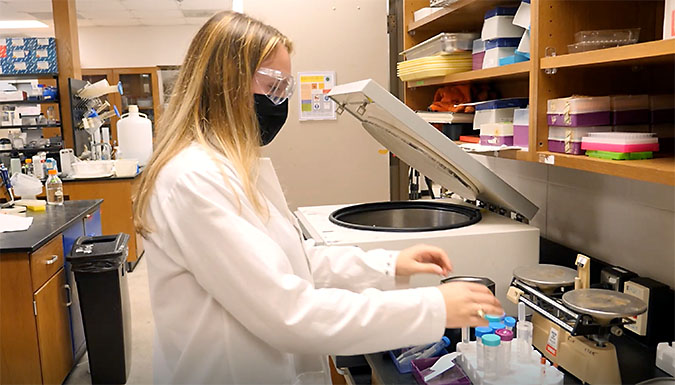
[
  {"x1": 64, "y1": 284, "x2": 72, "y2": 307},
  {"x1": 45, "y1": 255, "x2": 59, "y2": 265}
]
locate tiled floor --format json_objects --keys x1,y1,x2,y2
[{"x1": 64, "y1": 256, "x2": 154, "y2": 384}]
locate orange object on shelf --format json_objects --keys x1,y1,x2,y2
[{"x1": 459, "y1": 135, "x2": 480, "y2": 143}]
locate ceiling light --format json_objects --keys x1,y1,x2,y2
[{"x1": 0, "y1": 20, "x2": 49, "y2": 29}]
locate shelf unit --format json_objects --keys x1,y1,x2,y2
[
  {"x1": 0, "y1": 124, "x2": 61, "y2": 129},
  {"x1": 0, "y1": 99, "x2": 60, "y2": 105},
  {"x1": 401, "y1": 0, "x2": 674, "y2": 186}
]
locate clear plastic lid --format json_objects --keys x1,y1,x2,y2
[
  {"x1": 574, "y1": 28, "x2": 640, "y2": 44},
  {"x1": 480, "y1": 122, "x2": 514, "y2": 136},
  {"x1": 610, "y1": 95, "x2": 649, "y2": 111},
  {"x1": 513, "y1": 108, "x2": 529, "y2": 126},
  {"x1": 401, "y1": 33, "x2": 478, "y2": 61},
  {"x1": 548, "y1": 126, "x2": 609, "y2": 141},
  {"x1": 472, "y1": 39, "x2": 485, "y2": 54},
  {"x1": 582, "y1": 132, "x2": 658, "y2": 145},
  {"x1": 547, "y1": 96, "x2": 611, "y2": 114}
]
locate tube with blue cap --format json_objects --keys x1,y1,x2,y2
[{"x1": 418, "y1": 336, "x2": 450, "y2": 359}]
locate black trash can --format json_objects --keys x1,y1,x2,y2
[{"x1": 68, "y1": 234, "x2": 132, "y2": 385}]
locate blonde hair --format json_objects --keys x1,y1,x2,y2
[{"x1": 133, "y1": 11, "x2": 292, "y2": 236}]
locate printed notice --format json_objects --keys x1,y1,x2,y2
[{"x1": 298, "y1": 71, "x2": 336, "y2": 121}]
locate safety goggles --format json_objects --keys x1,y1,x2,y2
[{"x1": 255, "y1": 67, "x2": 295, "y2": 105}]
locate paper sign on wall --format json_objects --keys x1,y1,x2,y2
[{"x1": 298, "y1": 71, "x2": 336, "y2": 121}]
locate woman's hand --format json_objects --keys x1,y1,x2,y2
[
  {"x1": 437, "y1": 281, "x2": 503, "y2": 328},
  {"x1": 395, "y1": 244, "x2": 453, "y2": 277}
]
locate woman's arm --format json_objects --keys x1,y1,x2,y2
[{"x1": 157, "y1": 170, "x2": 447, "y2": 356}]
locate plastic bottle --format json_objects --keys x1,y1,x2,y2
[
  {"x1": 482, "y1": 334, "x2": 501, "y2": 379},
  {"x1": 496, "y1": 328, "x2": 513, "y2": 373},
  {"x1": 24, "y1": 158, "x2": 33, "y2": 176},
  {"x1": 504, "y1": 316, "x2": 516, "y2": 331},
  {"x1": 117, "y1": 105, "x2": 153, "y2": 166},
  {"x1": 475, "y1": 326, "x2": 492, "y2": 371},
  {"x1": 489, "y1": 322, "x2": 506, "y2": 333},
  {"x1": 46, "y1": 169, "x2": 63, "y2": 205}
]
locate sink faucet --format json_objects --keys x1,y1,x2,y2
[{"x1": 91, "y1": 142, "x2": 112, "y2": 160}]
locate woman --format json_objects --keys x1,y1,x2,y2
[{"x1": 133, "y1": 11, "x2": 502, "y2": 384}]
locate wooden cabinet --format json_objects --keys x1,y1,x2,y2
[
  {"x1": 81, "y1": 67, "x2": 160, "y2": 145},
  {"x1": 34, "y1": 270, "x2": 73, "y2": 385},
  {"x1": 62, "y1": 178, "x2": 144, "y2": 264},
  {"x1": 401, "y1": 0, "x2": 674, "y2": 186},
  {"x1": 0, "y1": 235, "x2": 73, "y2": 385}
]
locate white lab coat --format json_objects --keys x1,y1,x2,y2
[{"x1": 144, "y1": 143, "x2": 446, "y2": 384}]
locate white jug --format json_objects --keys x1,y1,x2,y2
[{"x1": 117, "y1": 105, "x2": 153, "y2": 166}]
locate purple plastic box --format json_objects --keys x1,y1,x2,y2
[
  {"x1": 472, "y1": 52, "x2": 485, "y2": 70},
  {"x1": 613, "y1": 109, "x2": 650, "y2": 125},
  {"x1": 411, "y1": 357, "x2": 471, "y2": 385},
  {"x1": 480, "y1": 135, "x2": 514, "y2": 146},
  {"x1": 513, "y1": 124, "x2": 529, "y2": 148},
  {"x1": 547, "y1": 111, "x2": 610, "y2": 127},
  {"x1": 548, "y1": 140, "x2": 584, "y2": 155}
]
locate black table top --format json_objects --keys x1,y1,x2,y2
[{"x1": 0, "y1": 199, "x2": 102, "y2": 253}]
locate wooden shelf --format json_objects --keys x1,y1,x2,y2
[
  {"x1": 406, "y1": 62, "x2": 530, "y2": 88},
  {"x1": 536, "y1": 151, "x2": 675, "y2": 186},
  {"x1": 540, "y1": 40, "x2": 675, "y2": 70},
  {"x1": 0, "y1": 123, "x2": 61, "y2": 129},
  {"x1": 0, "y1": 99, "x2": 59, "y2": 105},
  {"x1": 408, "y1": 0, "x2": 519, "y2": 34}
]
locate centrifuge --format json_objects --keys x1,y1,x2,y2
[{"x1": 295, "y1": 79, "x2": 540, "y2": 313}]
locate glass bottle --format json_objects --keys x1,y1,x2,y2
[{"x1": 46, "y1": 169, "x2": 64, "y2": 205}]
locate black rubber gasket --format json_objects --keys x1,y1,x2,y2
[{"x1": 328, "y1": 201, "x2": 481, "y2": 232}]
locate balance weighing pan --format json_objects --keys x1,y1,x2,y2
[
  {"x1": 329, "y1": 201, "x2": 481, "y2": 232},
  {"x1": 562, "y1": 288, "x2": 647, "y2": 324},
  {"x1": 327, "y1": 79, "x2": 538, "y2": 221},
  {"x1": 513, "y1": 264, "x2": 578, "y2": 292}
]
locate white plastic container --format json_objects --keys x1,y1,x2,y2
[
  {"x1": 481, "y1": 8, "x2": 524, "y2": 40},
  {"x1": 117, "y1": 105, "x2": 153, "y2": 166},
  {"x1": 483, "y1": 38, "x2": 520, "y2": 68},
  {"x1": 114, "y1": 159, "x2": 139, "y2": 177},
  {"x1": 482, "y1": 334, "x2": 501, "y2": 379},
  {"x1": 513, "y1": 0, "x2": 531, "y2": 30}
]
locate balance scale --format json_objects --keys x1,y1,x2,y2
[{"x1": 507, "y1": 257, "x2": 648, "y2": 384}]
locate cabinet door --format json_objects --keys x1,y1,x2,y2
[
  {"x1": 84, "y1": 209, "x2": 102, "y2": 237},
  {"x1": 115, "y1": 67, "x2": 160, "y2": 131},
  {"x1": 34, "y1": 269, "x2": 74, "y2": 385}
]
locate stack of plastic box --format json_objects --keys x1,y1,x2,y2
[
  {"x1": 547, "y1": 96, "x2": 611, "y2": 155},
  {"x1": 398, "y1": 33, "x2": 476, "y2": 81},
  {"x1": 0, "y1": 37, "x2": 57, "y2": 75},
  {"x1": 481, "y1": 7, "x2": 526, "y2": 68},
  {"x1": 475, "y1": 98, "x2": 529, "y2": 146},
  {"x1": 581, "y1": 132, "x2": 659, "y2": 160}
]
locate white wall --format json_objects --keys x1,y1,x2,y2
[
  {"x1": 246, "y1": 0, "x2": 390, "y2": 210},
  {"x1": 78, "y1": 25, "x2": 200, "y2": 68},
  {"x1": 472, "y1": 154, "x2": 675, "y2": 289}
]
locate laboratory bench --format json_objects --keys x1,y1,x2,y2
[
  {"x1": 0, "y1": 200, "x2": 102, "y2": 385},
  {"x1": 332, "y1": 238, "x2": 673, "y2": 385}
]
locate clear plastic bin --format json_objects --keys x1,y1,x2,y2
[
  {"x1": 401, "y1": 33, "x2": 478, "y2": 60},
  {"x1": 650, "y1": 94, "x2": 675, "y2": 124},
  {"x1": 611, "y1": 95, "x2": 649, "y2": 125},
  {"x1": 548, "y1": 125, "x2": 608, "y2": 154},
  {"x1": 472, "y1": 39, "x2": 485, "y2": 70},
  {"x1": 568, "y1": 28, "x2": 640, "y2": 53},
  {"x1": 547, "y1": 96, "x2": 611, "y2": 126}
]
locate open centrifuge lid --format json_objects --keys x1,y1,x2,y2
[{"x1": 328, "y1": 79, "x2": 538, "y2": 220}]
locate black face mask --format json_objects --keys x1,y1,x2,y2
[{"x1": 254, "y1": 94, "x2": 288, "y2": 146}]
